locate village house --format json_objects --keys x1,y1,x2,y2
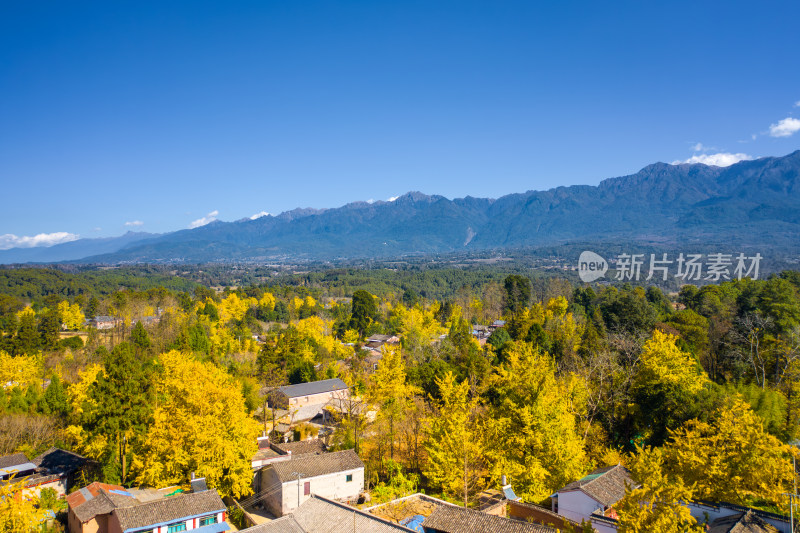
[
  {"x1": 421, "y1": 505, "x2": 556, "y2": 533},
  {"x1": 259, "y1": 449, "x2": 364, "y2": 517},
  {"x1": 0, "y1": 452, "x2": 37, "y2": 482},
  {"x1": 242, "y1": 494, "x2": 412, "y2": 532},
  {"x1": 269, "y1": 378, "x2": 349, "y2": 410},
  {"x1": 0, "y1": 448, "x2": 87, "y2": 497},
  {"x1": 688, "y1": 501, "x2": 789, "y2": 533},
  {"x1": 365, "y1": 333, "x2": 400, "y2": 345},
  {"x1": 552, "y1": 465, "x2": 790, "y2": 533},
  {"x1": 66, "y1": 480, "x2": 228, "y2": 533},
  {"x1": 90, "y1": 316, "x2": 119, "y2": 330},
  {"x1": 551, "y1": 464, "x2": 632, "y2": 532},
  {"x1": 251, "y1": 433, "x2": 328, "y2": 472},
  {"x1": 268, "y1": 378, "x2": 350, "y2": 423},
  {"x1": 111, "y1": 489, "x2": 228, "y2": 533}
]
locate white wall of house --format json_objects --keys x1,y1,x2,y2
[
  {"x1": 286, "y1": 389, "x2": 349, "y2": 407},
  {"x1": 555, "y1": 490, "x2": 603, "y2": 525},
  {"x1": 261, "y1": 467, "x2": 364, "y2": 517},
  {"x1": 687, "y1": 502, "x2": 790, "y2": 533},
  {"x1": 590, "y1": 518, "x2": 619, "y2": 533}
]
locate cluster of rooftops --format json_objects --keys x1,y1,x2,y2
[{"x1": 2, "y1": 409, "x2": 791, "y2": 533}]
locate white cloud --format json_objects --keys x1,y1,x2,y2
[
  {"x1": 189, "y1": 210, "x2": 219, "y2": 228},
  {"x1": 795, "y1": 101, "x2": 800, "y2": 108},
  {"x1": 0, "y1": 232, "x2": 80, "y2": 250},
  {"x1": 691, "y1": 142, "x2": 705, "y2": 152},
  {"x1": 769, "y1": 117, "x2": 800, "y2": 138},
  {"x1": 674, "y1": 152, "x2": 753, "y2": 167},
  {"x1": 366, "y1": 199, "x2": 375, "y2": 204},
  {"x1": 124, "y1": 220, "x2": 144, "y2": 227},
  {"x1": 387, "y1": 196, "x2": 399, "y2": 202},
  {"x1": 250, "y1": 211, "x2": 271, "y2": 220}
]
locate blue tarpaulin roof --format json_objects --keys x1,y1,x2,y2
[{"x1": 400, "y1": 514, "x2": 425, "y2": 532}]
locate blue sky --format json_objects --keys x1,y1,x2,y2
[{"x1": 1, "y1": 1, "x2": 799, "y2": 248}]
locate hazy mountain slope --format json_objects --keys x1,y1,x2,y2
[
  {"x1": 69, "y1": 150, "x2": 800, "y2": 263},
  {"x1": 0, "y1": 232, "x2": 157, "y2": 264}
]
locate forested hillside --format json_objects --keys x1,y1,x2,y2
[{"x1": 2, "y1": 266, "x2": 800, "y2": 531}]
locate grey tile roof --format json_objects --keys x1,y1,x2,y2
[
  {"x1": 269, "y1": 450, "x2": 364, "y2": 483},
  {"x1": 273, "y1": 440, "x2": 327, "y2": 456},
  {"x1": 0, "y1": 452, "x2": 29, "y2": 470},
  {"x1": 422, "y1": 505, "x2": 556, "y2": 533},
  {"x1": 278, "y1": 379, "x2": 348, "y2": 398},
  {"x1": 241, "y1": 495, "x2": 412, "y2": 533},
  {"x1": 557, "y1": 464, "x2": 634, "y2": 507},
  {"x1": 708, "y1": 510, "x2": 779, "y2": 533},
  {"x1": 293, "y1": 495, "x2": 413, "y2": 532},
  {"x1": 113, "y1": 490, "x2": 225, "y2": 532},
  {"x1": 72, "y1": 490, "x2": 131, "y2": 523},
  {"x1": 32, "y1": 447, "x2": 87, "y2": 475},
  {"x1": 243, "y1": 515, "x2": 307, "y2": 533}
]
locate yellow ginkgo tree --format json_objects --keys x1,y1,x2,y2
[{"x1": 135, "y1": 351, "x2": 260, "y2": 498}]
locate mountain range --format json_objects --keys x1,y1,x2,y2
[{"x1": 3, "y1": 150, "x2": 799, "y2": 264}]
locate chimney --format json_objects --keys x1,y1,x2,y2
[
  {"x1": 191, "y1": 472, "x2": 196, "y2": 480},
  {"x1": 501, "y1": 474, "x2": 507, "y2": 486}
]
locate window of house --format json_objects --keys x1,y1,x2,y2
[
  {"x1": 346, "y1": 474, "x2": 353, "y2": 482},
  {"x1": 199, "y1": 516, "x2": 217, "y2": 526},
  {"x1": 304, "y1": 481, "x2": 311, "y2": 496},
  {"x1": 167, "y1": 523, "x2": 187, "y2": 533}
]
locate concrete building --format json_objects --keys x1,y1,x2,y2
[
  {"x1": 66, "y1": 481, "x2": 228, "y2": 533},
  {"x1": 259, "y1": 449, "x2": 364, "y2": 517},
  {"x1": 550, "y1": 464, "x2": 632, "y2": 532},
  {"x1": 270, "y1": 379, "x2": 349, "y2": 410}
]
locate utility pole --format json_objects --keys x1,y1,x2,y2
[{"x1": 293, "y1": 472, "x2": 304, "y2": 508}]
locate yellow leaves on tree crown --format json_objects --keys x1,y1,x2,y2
[
  {"x1": 136, "y1": 351, "x2": 260, "y2": 499},
  {"x1": 16, "y1": 306, "x2": 35, "y2": 320},
  {"x1": 391, "y1": 304, "x2": 443, "y2": 341},
  {"x1": 423, "y1": 371, "x2": 483, "y2": 499},
  {"x1": 367, "y1": 344, "x2": 420, "y2": 407},
  {"x1": 664, "y1": 396, "x2": 796, "y2": 506},
  {"x1": 616, "y1": 446, "x2": 703, "y2": 533},
  {"x1": 57, "y1": 300, "x2": 85, "y2": 330},
  {"x1": 258, "y1": 291, "x2": 276, "y2": 311},
  {"x1": 65, "y1": 364, "x2": 106, "y2": 460},
  {"x1": 486, "y1": 342, "x2": 589, "y2": 503},
  {"x1": 637, "y1": 329, "x2": 708, "y2": 394},
  {"x1": 0, "y1": 350, "x2": 42, "y2": 388},
  {"x1": 0, "y1": 477, "x2": 49, "y2": 533},
  {"x1": 217, "y1": 293, "x2": 255, "y2": 324}
]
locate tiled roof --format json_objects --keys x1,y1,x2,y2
[
  {"x1": 422, "y1": 505, "x2": 556, "y2": 533},
  {"x1": 244, "y1": 515, "x2": 307, "y2": 533},
  {"x1": 69, "y1": 486, "x2": 139, "y2": 524},
  {"x1": 0, "y1": 452, "x2": 29, "y2": 469},
  {"x1": 708, "y1": 510, "x2": 779, "y2": 533},
  {"x1": 72, "y1": 491, "x2": 119, "y2": 523},
  {"x1": 293, "y1": 495, "x2": 412, "y2": 532},
  {"x1": 278, "y1": 379, "x2": 348, "y2": 398},
  {"x1": 113, "y1": 490, "x2": 225, "y2": 532},
  {"x1": 32, "y1": 447, "x2": 87, "y2": 475},
  {"x1": 244, "y1": 495, "x2": 412, "y2": 533},
  {"x1": 273, "y1": 440, "x2": 327, "y2": 456},
  {"x1": 269, "y1": 450, "x2": 364, "y2": 483},
  {"x1": 66, "y1": 481, "x2": 130, "y2": 514},
  {"x1": 557, "y1": 464, "x2": 634, "y2": 507}
]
